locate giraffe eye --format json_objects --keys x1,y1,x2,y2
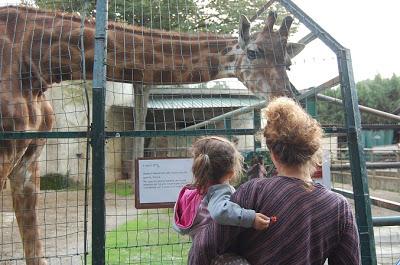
[
  {"x1": 286, "y1": 66, "x2": 291, "y2": 71},
  {"x1": 247, "y1": 49, "x2": 257, "y2": 60}
]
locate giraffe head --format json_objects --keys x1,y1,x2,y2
[{"x1": 235, "y1": 12, "x2": 304, "y2": 99}]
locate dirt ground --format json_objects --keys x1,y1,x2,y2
[
  {"x1": 0, "y1": 189, "x2": 138, "y2": 265},
  {"x1": 0, "y1": 187, "x2": 399, "y2": 265}
]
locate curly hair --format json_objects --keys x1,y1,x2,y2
[
  {"x1": 263, "y1": 97, "x2": 323, "y2": 175},
  {"x1": 191, "y1": 136, "x2": 243, "y2": 194}
]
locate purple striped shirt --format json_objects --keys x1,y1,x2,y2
[{"x1": 189, "y1": 176, "x2": 361, "y2": 265}]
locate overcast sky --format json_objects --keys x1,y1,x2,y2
[
  {"x1": 289, "y1": 0, "x2": 400, "y2": 88},
  {"x1": 0, "y1": 0, "x2": 398, "y2": 89}
]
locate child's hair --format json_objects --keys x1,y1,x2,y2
[
  {"x1": 263, "y1": 97, "x2": 323, "y2": 176},
  {"x1": 192, "y1": 136, "x2": 243, "y2": 193}
]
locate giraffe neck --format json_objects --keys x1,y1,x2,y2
[
  {"x1": 105, "y1": 27, "x2": 240, "y2": 85},
  {"x1": 0, "y1": 6, "x2": 242, "y2": 89}
]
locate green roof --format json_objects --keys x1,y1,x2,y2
[{"x1": 148, "y1": 96, "x2": 263, "y2": 109}]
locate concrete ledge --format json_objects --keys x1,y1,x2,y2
[
  {"x1": 333, "y1": 187, "x2": 400, "y2": 212},
  {"x1": 332, "y1": 171, "x2": 400, "y2": 193}
]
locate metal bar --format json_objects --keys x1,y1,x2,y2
[
  {"x1": 253, "y1": 110, "x2": 262, "y2": 150},
  {"x1": 277, "y1": 0, "x2": 344, "y2": 53},
  {"x1": 108, "y1": 127, "x2": 346, "y2": 138},
  {"x1": 181, "y1": 101, "x2": 267, "y2": 131},
  {"x1": 0, "y1": 126, "x2": 345, "y2": 140},
  {"x1": 91, "y1": 0, "x2": 108, "y2": 264},
  {"x1": 300, "y1": 76, "x2": 340, "y2": 100},
  {"x1": 393, "y1": 106, "x2": 400, "y2": 115},
  {"x1": 298, "y1": 32, "x2": 317, "y2": 45},
  {"x1": 331, "y1": 162, "x2": 400, "y2": 170},
  {"x1": 278, "y1": 0, "x2": 378, "y2": 261},
  {"x1": 336, "y1": 48, "x2": 376, "y2": 264},
  {"x1": 181, "y1": 77, "x2": 339, "y2": 132},
  {"x1": 333, "y1": 188, "x2": 400, "y2": 213},
  {"x1": 79, "y1": 1, "x2": 91, "y2": 263},
  {"x1": 224, "y1": 117, "x2": 232, "y2": 141},
  {"x1": 0, "y1": 131, "x2": 88, "y2": 139},
  {"x1": 106, "y1": 129, "x2": 258, "y2": 138},
  {"x1": 250, "y1": 0, "x2": 277, "y2": 22},
  {"x1": 372, "y1": 216, "x2": 400, "y2": 227},
  {"x1": 317, "y1": 94, "x2": 400, "y2": 122}
]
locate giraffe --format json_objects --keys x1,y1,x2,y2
[{"x1": 0, "y1": 5, "x2": 304, "y2": 265}]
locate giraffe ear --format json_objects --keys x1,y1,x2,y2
[
  {"x1": 263, "y1": 11, "x2": 277, "y2": 32},
  {"x1": 279, "y1": 16, "x2": 294, "y2": 38},
  {"x1": 238, "y1": 15, "x2": 251, "y2": 50},
  {"x1": 286, "y1": 42, "x2": 305, "y2": 58}
]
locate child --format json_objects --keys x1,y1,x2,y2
[{"x1": 173, "y1": 136, "x2": 270, "y2": 238}]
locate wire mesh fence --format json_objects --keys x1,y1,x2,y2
[{"x1": 0, "y1": 0, "x2": 398, "y2": 264}]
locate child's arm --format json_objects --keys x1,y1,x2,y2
[{"x1": 207, "y1": 184, "x2": 269, "y2": 229}]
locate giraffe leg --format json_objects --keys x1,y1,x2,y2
[{"x1": 10, "y1": 151, "x2": 47, "y2": 265}]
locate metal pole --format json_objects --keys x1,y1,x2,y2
[
  {"x1": 337, "y1": 48, "x2": 376, "y2": 265},
  {"x1": 277, "y1": 0, "x2": 376, "y2": 263},
  {"x1": 92, "y1": 0, "x2": 108, "y2": 264},
  {"x1": 253, "y1": 110, "x2": 261, "y2": 150},
  {"x1": 250, "y1": 0, "x2": 276, "y2": 22},
  {"x1": 181, "y1": 76, "x2": 339, "y2": 132},
  {"x1": 331, "y1": 161, "x2": 400, "y2": 170},
  {"x1": 181, "y1": 100, "x2": 267, "y2": 131},
  {"x1": 317, "y1": 94, "x2": 400, "y2": 122},
  {"x1": 372, "y1": 216, "x2": 400, "y2": 227}
]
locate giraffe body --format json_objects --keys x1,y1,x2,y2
[{"x1": 0, "y1": 6, "x2": 302, "y2": 264}]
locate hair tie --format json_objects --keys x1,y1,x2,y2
[{"x1": 203, "y1": 154, "x2": 210, "y2": 164}]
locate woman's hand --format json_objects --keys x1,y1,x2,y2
[{"x1": 253, "y1": 213, "x2": 270, "y2": 230}]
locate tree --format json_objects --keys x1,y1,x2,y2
[
  {"x1": 317, "y1": 74, "x2": 400, "y2": 125},
  {"x1": 23, "y1": 0, "x2": 296, "y2": 34}
]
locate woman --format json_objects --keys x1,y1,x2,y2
[{"x1": 189, "y1": 97, "x2": 361, "y2": 265}]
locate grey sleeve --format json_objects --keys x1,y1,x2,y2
[{"x1": 206, "y1": 184, "x2": 256, "y2": 228}]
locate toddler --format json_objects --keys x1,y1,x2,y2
[{"x1": 173, "y1": 136, "x2": 270, "y2": 238}]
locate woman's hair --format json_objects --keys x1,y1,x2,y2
[
  {"x1": 192, "y1": 136, "x2": 243, "y2": 193},
  {"x1": 263, "y1": 97, "x2": 323, "y2": 176}
]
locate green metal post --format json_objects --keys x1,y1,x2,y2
[
  {"x1": 253, "y1": 110, "x2": 261, "y2": 151},
  {"x1": 92, "y1": 0, "x2": 108, "y2": 264},
  {"x1": 338, "y1": 49, "x2": 376, "y2": 264},
  {"x1": 305, "y1": 97, "x2": 317, "y2": 118},
  {"x1": 224, "y1": 117, "x2": 232, "y2": 140}
]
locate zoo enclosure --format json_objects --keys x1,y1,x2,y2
[{"x1": 0, "y1": 0, "x2": 399, "y2": 264}]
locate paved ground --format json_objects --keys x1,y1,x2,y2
[
  {"x1": 0, "y1": 185, "x2": 399, "y2": 265},
  {"x1": 334, "y1": 183, "x2": 400, "y2": 265},
  {"x1": 0, "y1": 189, "x2": 138, "y2": 265}
]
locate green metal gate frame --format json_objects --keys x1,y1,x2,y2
[{"x1": 90, "y1": 0, "x2": 378, "y2": 264}]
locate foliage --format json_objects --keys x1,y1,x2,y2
[
  {"x1": 40, "y1": 172, "x2": 81, "y2": 190},
  {"x1": 24, "y1": 0, "x2": 296, "y2": 34},
  {"x1": 317, "y1": 74, "x2": 400, "y2": 125}
]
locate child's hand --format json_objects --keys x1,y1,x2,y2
[{"x1": 253, "y1": 213, "x2": 270, "y2": 230}]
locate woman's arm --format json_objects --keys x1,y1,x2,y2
[
  {"x1": 328, "y1": 199, "x2": 361, "y2": 265},
  {"x1": 189, "y1": 180, "x2": 260, "y2": 264}
]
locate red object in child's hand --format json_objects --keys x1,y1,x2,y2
[{"x1": 270, "y1": 216, "x2": 277, "y2": 224}]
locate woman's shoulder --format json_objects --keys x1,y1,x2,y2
[{"x1": 235, "y1": 177, "x2": 279, "y2": 196}]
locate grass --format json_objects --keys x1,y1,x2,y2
[
  {"x1": 40, "y1": 173, "x2": 81, "y2": 190},
  {"x1": 88, "y1": 210, "x2": 191, "y2": 264},
  {"x1": 105, "y1": 180, "x2": 134, "y2": 197}
]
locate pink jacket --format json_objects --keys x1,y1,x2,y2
[{"x1": 173, "y1": 185, "x2": 211, "y2": 237}]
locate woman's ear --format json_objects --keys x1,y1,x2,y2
[{"x1": 270, "y1": 152, "x2": 280, "y2": 169}]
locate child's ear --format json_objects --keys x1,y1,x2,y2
[{"x1": 227, "y1": 170, "x2": 235, "y2": 179}]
